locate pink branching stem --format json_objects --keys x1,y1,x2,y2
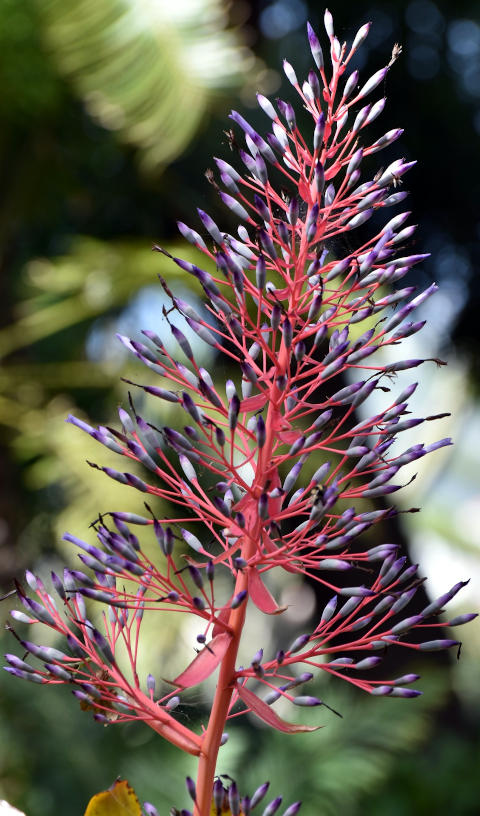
[{"x1": 5, "y1": 12, "x2": 476, "y2": 816}]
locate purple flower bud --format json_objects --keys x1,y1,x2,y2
[
  {"x1": 352, "y1": 104, "x2": 371, "y2": 133},
  {"x1": 259, "y1": 228, "x2": 277, "y2": 259},
  {"x1": 229, "y1": 780, "x2": 240, "y2": 816},
  {"x1": 92, "y1": 628, "x2": 115, "y2": 664},
  {"x1": 354, "y1": 657, "x2": 383, "y2": 670},
  {"x1": 391, "y1": 614, "x2": 424, "y2": 635},
  {"x1": 177, "y1": 220, "x2": 208, "y2": 251},
  {"x1": 144, "y1": 804, "x2": 160, "y2": 816},
  {"x1": 448, "y1": 613, "x2": 478, "y2": 626},
  {"x1": 293, "y1": 695, "x2": 322, "y2": 706},
  {"x1": 188, "y1": 565, "x2": 204, "y2": 590},
  {"x1": 5, "y1": 654, "x2": 36, "y2": 673},
  {"x1": 347, "y1": 208, "x2": 374, "y2": 230},
  {"x1": 4, "y1": 666, "x2": 45, "y2": 683},
  {"x1": 263, "y1": 797, "x2": 283, "y2": 816},
  {"x1": 357, "y1": 67, "x2": 388, "y2": 99},
  {"x1": 226, "y1": 395, "x2": 240, "y2": 434},
  {"x1": 283, "y1": 59, "x2": 298, "y2": 87},
  {"x1": 197, "y1": 209, "x2": 223, "y2": 245},
  {"x1": 250, "y1": 782, "x2": 270, "y2": 809},
  {"x1": 257, "y1": 93, "x2": 277, "y2": 120},
  {"x1": 282, "y1": 803, "x2": 302, "y2": 816},
  {"x1": 186, "y1": 776, "x2": 196, "y2": 802},
  {"x1": 343, "y1": 70, "x2": 359, "y2": 101},
  {"x1": 351, "y1": 21, "x2": 371, "y2": 53},
  {"x1": 421, "y1": 580, "x2": 469, "y2": 617},
  {"x1": 380, "y1": 556, "x2": 407, "y2": 587},
  {"x1": 231, "y1": 590, "x2": 247, "y2": 609},
  {"x1": 418, "y1": 639, "x2": 460, "y2": 651},
  {"x1": 307, "y1": 22, "x2": 324, "y2": 70},
  {"x1": 258, "y1": 492, "x2": 269, "y2": 519},
  {"x1": 277, "y1": 99, "x2": 296, "y2": 130},
  {"x1": 390, "y1": 588, "x2": 418, "y2": 616},
  {"x1": 282, "y1": 318, "x2": 293, "y2": 348},
  {"x1": 288, "y1": 634, "x2": 310, "y2": 654}
]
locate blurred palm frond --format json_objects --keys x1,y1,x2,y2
[{"x1": 35, "y1": 0, "x2": 259, "y2": 171}]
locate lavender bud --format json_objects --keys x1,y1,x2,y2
[
  {"x1": 92, "y1": 629, "x2": 115, "y2": 664},
  {"x1": 250, "y1": 782, "x2": 270, "y2": 809},
  {"x1": 357, "y1": 67, "x2": 389, "y2": 100},
  {"x1": 256, "y1": 415, "x2": 266, "y2": 448},
  {"x1": 231, "y1": 590, "x2": 247, "y2": 609},
  {"x1": 229, "y1": 781, "x2": 240, "y2": 816},
  {"x1": 197, "y1": 209, "x2": 223, "y2": 245},
  {"x1": 417, "y1": 639, "x2": 460, "y2": 651},
  {"x1": 282, "y1": 804, "x2": 302, "y2": 816},
  {"x1": 448, "y1": 613, "x2": 478, "y2": 626},
  {"x1": 288, "y1": 634, "x2": 310, "y2": 654},
  {"x1": 263, "y1": 798, "x2": 283, "y2": 816},
  {"x1": 257, "y1": 93, "x2": 277, "y2": 120},
  {"x1": 186, "y1": 777, "x2": 196, "y2": 802},
  {"x1": 391, "y1": 614, "x2": 424, "y2": 635}
]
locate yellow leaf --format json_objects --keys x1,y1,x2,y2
[{"x1": 84, "y1": 779, "x2": 142, "y2": 816}]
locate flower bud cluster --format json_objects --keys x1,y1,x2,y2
[{"x1": 5, "y1": 8, "x2": 475, "y2": 793}]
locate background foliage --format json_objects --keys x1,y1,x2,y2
[{"x1": 0, "y1": 1, "x2": 479, "y2": 813}]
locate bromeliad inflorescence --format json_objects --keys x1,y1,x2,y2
[{"x1": 5, "y1": 10, "x2": 476, "y2": 816}]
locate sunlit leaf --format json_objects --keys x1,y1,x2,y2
[
  {"x1": 84, "y1": 779, "x2": 141, "y2": 816},
  {"x1": 36, "y1": 0, "x2": 259, "y2": 171}
]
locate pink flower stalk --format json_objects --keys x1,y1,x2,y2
[{"x1": 5, "y1": 11, "x2": 476, "y2": 816}]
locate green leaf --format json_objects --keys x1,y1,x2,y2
[{"x1": 35, "y1": 0, "x2": 257, "y2": 171}]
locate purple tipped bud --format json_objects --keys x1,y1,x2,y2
[
  {"x1": 197, "y1": 209, "x2": 223, "y2": 245},
  {"x1": 277, "y1": 99, "x2": 296, "y2": 130},
  {"x1": 391, "y1": 614, "x2": 424, "y2": 635},
  {"x1": 177, "y1": 220, "x2": 207, "y2": 250},
  {"x1": 263, "y1": 797, "x2": 283, "y2": 816},
  {"x1": 231, "y1": 590, "x2": 247, "y2": 609},
  {"x1": 357, "y1": 67, "x2": 389, "y2": 100},
  {"x1": 256, "y1": 415, "x2": 266, "y2": 448},
  {"x1": 213, "y1": 779, "x2": 224, "y2": 811},
  {"x1": 92, "y1": 629, "x2": 115, "y2": 664},
  {"x1": 283, "y1": 59, "x2": 298, "y2": 87},
  {"x1": 393, "y1": 674, "x2": 420, "y2": 686},
  {"x1": 421, "y1": 580, "x2": 469, "y2": 617},
  {"x1": 257, "y1": 93, "x2": 277, "y2": 120},
  {"x1": 371, "y1": 685, "x2": 393, "y2": 696},
  {"x1": 448, "y1": 613, "x2": 478, "y2": 626},
  {"x1": 288, "y1": 633, "x2": 310, "y2": 654},
  {"x1": 146, "y1": 674, "x2": 156, "y2": 694},
  {"x1": 282, "y1": 803, "x2": 302, "y2": 816},
  {"x1": 418, "y1": 639, "x2": 460, "y2": 651},
  {"x1": 229, "y1": 781, "x2": 240, "y2": 816},
  {"x1": 351, "y1": 22, "x2": 371, "y2": 53},
  {"x1": 307, "y1": 22, "x2": 324, "y2": 70},
  {"x1": 186, "y1": 777, "x2": 196, "y2": 802},
  {"x1": 343, "y1": 70, "x2": 359, "y2": 101},
  {"x1": 250, "y1": 782, "x2": 270, "y2": 809},
  {"x1": 346, "y1": 148, "x2": 363, "y2": 178},
  {"x1": 293, "y1": 695, "x2": 322, "y2": 706},
  {"x1": 347, "y1": 208, "x2": 373, "y2": 230},
  {"x1": 229, "y1": 394, "x2": 240, "y2": 431},
  {"x1": 390, "y1": 687, "x2": 423, "y2": 698},
  {"x1": 179, "y1": 454, "x2": 197, "y2": 483},
  {"x1": 258, "y1": 492, "x2": 269, "y2": 519},
  {"x1": 4, "y1": 666, "x2": 44, "y2": 683},
  {"x1": 144, "y1": 804, "x2": 160, "y2": 816},
  {"x1": 313, "y1": 113, "x2": 325, "y2": 151}
]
